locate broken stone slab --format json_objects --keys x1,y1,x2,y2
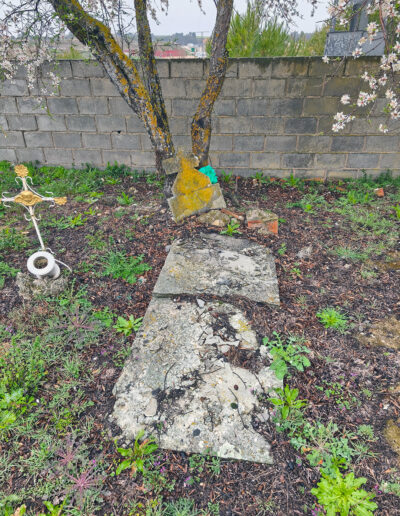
[
  {"x1": 153, "y1": 233, "x2": 280, "y2": 306},
  {"x1": 357, "y1": 317, "x2": 400, "y2": 350},
  {"x1": 197, "y1": 209, "x2": 231, "y2": 227},
  {"x1": 16, "y1": 272, "x2": 68, "y2": 301},
  {"x1": 246, "y1": 208, "x2": 278, "y2": 235},
  {"x1": 112, "y1": 297, "x2": 281, "y2": 463},
  {"x1": 167, "y1": 155, "x2": 226, "y2": 223},
  {"x1": 162, "y1": 150, "x2": 199, "y2": 175},
  {"x1": 169, "y1": 183, "x2": 226, "y2": 223}
]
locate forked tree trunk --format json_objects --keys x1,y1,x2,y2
[
  {"x1": 49, "y1": 0, "x2": 175, "y2": 170},
  {"x1": 191, "y1": 0, "x2": 233, "y2": 168}
]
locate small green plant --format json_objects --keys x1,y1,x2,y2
[
  {"x1": 0, "y1": 261, "x2": 19, "y2": 288},
  {"x1": 220, "y1": 221, "x2": 242, "y2": 236},
  {"x1": 290, "y1": 267, "x2": 301, "y2": 278},
  {"x1": 252, "y1": 171, "x2": 268, "y2": 184},
  {"x1": 392, "y1": 204, "x2": 400, "y2": 219},
  {"x1": 220, "y1": 170, "x2": 233, "y2": 184},
  {"x1": 117, "y1": 192, "x2": 134, "y2": 206},
  {"x1": 317, "y1": 307, "x2": 348, "y2": 332},
  {"x1": 93, "y1": 307, "x2": 115, "y2": 328},
  {"x1": 38, "y1": 499, "x2": 67, "y2": 516},
  {"x1": 277, "y1": 242, "x2": 287, "y2": 256},
  {"x1": 311, "y1": 467, "x2": 377, "y2": 515},
  {"x1": 262, "y1": 332, "x2": 311, "y2": 379},
  {"x1": 113, "y1": 315, "x2": 143, "y2": 336},
  {"x1": 102, "y1": 251, "x2": 151, "y2": 284},
  {"x1": 269, "y1": 385, "x2": 307, "y2": 420},
  {"x1": 0, "y1": 228, "x2": 29, "y2": 251},
  {"x1": 115, "y1": 430, "x2": 158, "y2": 476}
]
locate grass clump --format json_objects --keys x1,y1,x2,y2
[
  {"x1": 316, "y1": 307, "x2": 348, "y2": 332},
  {"x1": 102, "y1": 251, "x2": 151, "y2": 284}
]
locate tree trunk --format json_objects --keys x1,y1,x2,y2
[
  {"x1": 49, "y1": 0, "x2": 174, "y2": 166},
  {"x1": 191, "y1": 0, "x2": 233, "y2": 168}
]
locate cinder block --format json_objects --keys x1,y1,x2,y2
[
  {"x1": 169, "y1": 117, "x2": 188, "y2": 134},
  {"x1": 44, "y1": 148, "x2": 73, "y2": 165},
  {"x1": 351, "y1": 117, "x2": 388, "y2": 134},
  {"x1": 0, "y1": 98, "x2": 18, "y2": 114},
  {"x1": 271, "y1": 58, "x2": 309, "y2": 78},
  {"x1": 97, "y1": 115, "x2": 126, "y2": 132},
  {"x1": 0, "y1": 149, "x2": 16, "y2": 161},
  {"x1": 225, "y1": 60, "x2": 238, "y2": 78},
  {"x1": 71, "y1": 60, "x2": 105, "y2": 77},
  {"x1": 218, "y1": 117, "x2": 251, "y2": 134},
  {"x1": 380, "y1": 154, "x2": 400, "y2": 169},
  {"x1": 160, "y1": 79, "x2": 187, "y2": 98},
  {"x1": 267, "y1": 98, "x2": 303, "y2": 116},
  {"x1": 308, "y1": 58, "x2": 344, "y2": 77},
  {"x1": 66, "y1": 115, "x2": 96, "y2": 132},
  {"x1": 327, "y1": 169, "x2": 360, "y2": 179},
  {"x1": 36, "y1": 115, "x2": 66, "y2": 131},
  {"x1": 294, "y1": 169, "x2": 327, "y2": 179},
  {"x1": 347, "y1": 153, "x2": 379, "y2": 168},
  {"x1": 344, "y1": 57, "x2": 380, "y2": 76},
  {"x1": 239, "y1": 59, "x2": 272, "y2": 78},
  {"x1": 171, "y1": 60, "x2": 204, "y2": 78},
  {"x1": 74, "y1": 149, "x2": 103, "y2": 166},
  {"x1": 234, "y1": 135, "x2": 265, "y2": 151},
  {"x1": 286, "y1": 77, "x2": 323, "y2": 97},
  {"x1": 155, "y1": 60, "x2": 170, "y2": 78},
  {"x1": 315, "y1": 153, "x2": 346, "y2": 167},
  {"x1": 108, "y1": 98, "x2": 132, "y2": 115},
  {"x1": 7, "y1": 115, "x2": 37, "y2": 131},
  {"x1": 0, "y1": 79, "x2": 28, "y2": 96},
  {"x1": 209, "y1": 135, "x2": 233, "y2": 151},
  {"x1": 298, "y1": 135, "x2": 332, "y2": 152},
  {"x1": 40, "y1": 61, "x2": 72, "y2": 78},
  {"x1": 251, "y1": 152, "x2": 281, "y2": 168},
  {"x1": 102, "y1": 150, "x2": 132, "y2": 166},
  {"x1": 82, "y1": 133, "x2": 111, "y2": 149},
  {"x1": 303, "y1": 98, "x2": 338, "y2": 115},
  {"x1": 79, "y1": 97, "x2": 109, "y2": 115},
  {"x1": 237, "y1": 99, "x2": 268, "y2": 116},
  {"x1": 60, "y1": 79, "x2": 91, "y2": 97},
  {"x1": 213, "y1": 100, "x2": 235, "y2": 116},
  {"x1": 48, "y1": 97, "x2": 79, "y2": 114},
  {"x1": 111, "y1": 133, "x2": 141, "y2": 150},
  {"x1": 28, "y1": 80, "x2": 59, "y2": 96},
  {"x1": 323, "y1": 77, "x2": 363, "y2": 96},
  {"x1": 24, "y1": 131, "x2": 53, "y2": 148},
  {"x1": 253, "y1": 79, "x2": 285, "y2": 97},
  {"x1": 90, "y1": 78, "x2": 120, "y2": 96},
  {"x1": 172, "y1": 99, "x2": 199, "y2": 116},
  {"x1": 140, "y1": 133, "x2": 152, "y2": 151},
  {"x1": 131, "y1": 151, "x2": 155, "y2": 167},
  {"x1": 221, "y1": 79, "x2": 252, "y2": 97},
  {"x1": 285, "y1": 118, "x2": 317, "y2": 134},
  {"x1": 16, "y1": 148, "x2": 44, "y2": 163},
  {"x1": 331, "y1": 136, "x2": 364, "y2": 152},
  {"x1": 173, "y1": 135, "x2": 191, "y2": 148},
  {"x1": 184, "y1": 79, "x2": 208, "y2": 97},
  {"x1": 0, "y1": 116, "x2": 8, "y2": 130},
  {"x1": 365, "y1": 135, "x2": 399, "y2": 151},
  {"x1": 265, "y1": 135, "x2": 297, "y2": 151},
  {"x1": 53, "y1": 132, "x2": 81, "y2": 148},
  {"x1": 219, "y1": 152, "x2": 250, "y2": 167},
  {"x1": 17, "y1": 98, "x2": 48, "y2": 114},
  {"x1": 251, "y1": 117, "x2": 283, "y2": 134},
  {"x1": 282, "y1": 153, "x2": 314, "y2": 168}
]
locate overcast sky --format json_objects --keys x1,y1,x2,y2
[{"x1": 149, "y1": 0, "x2": 329, "y2": 35}]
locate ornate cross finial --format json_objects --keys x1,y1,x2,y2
[{"x1": 0, "y1": 164, "x2": 67, "y2": 250}]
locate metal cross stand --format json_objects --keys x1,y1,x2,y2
[{"x1": 0, "y1": 164, "x2": 70, "y2": 278}]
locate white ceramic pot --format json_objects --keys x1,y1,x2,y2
[{"x1": 27, "y1": 251, "x2": 61, "y2": 280}]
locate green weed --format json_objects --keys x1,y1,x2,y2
[
  {"x1": 102, "y1": 251, "x2": 151, "y2": 284},
  {"x1": 262, "y1": 332, "x2": 311, "y2": 379},
  {"x1": 316, "y1": 307, "x2": 348, "y2": 332},
  {"x1": 117, "y1": 192, "x2": 135, "y2": 206},
  {"x1": 113, "y1": 315, "x2": 143, "y2": 336},
  {"x1": 0, "y1": 228, "x2": 29, "y2": 252},
  {"x1": 115, "y1": 429, "x2": 158, "y2": 476},
  {"x1": 269, "y1": 385, "x2": 307, "y2": 420},
  {"x1": 220, "y1": 222, "x2": 242, "y2": 236},
  {"x1": 0, "y1": 261, "x2": 19, "y2": 288}
]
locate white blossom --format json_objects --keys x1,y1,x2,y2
[{"x1": 340, "y1": 94, "x2": 351, "y2": 105}]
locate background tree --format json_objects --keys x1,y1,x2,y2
[{"x1": 0, "y1": 0, "x2": 311, "y2": 174}]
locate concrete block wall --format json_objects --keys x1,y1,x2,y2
[{"x1": 0, "y1": 57, "x2": 398, "y2": 178}]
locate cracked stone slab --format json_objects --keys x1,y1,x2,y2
[
  {"x1": 153, "y1": 233, "x2": 280, "y2": 306},
  {"x1": 112, "y1": 298, "x2": 281, "y2": 463}
]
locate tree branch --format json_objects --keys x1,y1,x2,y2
[{"x1": 191, "y1": 0, "x2": 233, "y2": 167}]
